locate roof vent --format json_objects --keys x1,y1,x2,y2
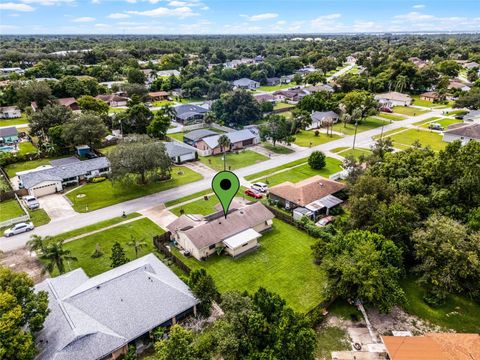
[
  {"x1": 319, "y1": 182, "x2": 324, "y2": 186},
  {"x1": 96, "y1": 286, "x2": 100, "y2": 289}
]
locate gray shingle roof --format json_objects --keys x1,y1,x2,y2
[
  {"x1": 201, "y1": 129, "x2": 257, "y2": 149},
  {"x1": 444, "y1": 123, "x2": 480, "y2": 139},
  {"x1": 183, "y1": 129, "x2": 218, "y2": 142},
  {"x1": 311, "y1": 111, "x2": 339, "y2": 122},
  {"x1": 233, "y1": 78, "x2": 259, "y2": 87},
  {"x1": 164, "y1": 141, "x2": 197, "y2": 157},
  {"x1": 35, "y1": 254, "x2": 198, "y2": 360},
  {"x1": 174, "y1": 104, "x2": 208, "y2": 120},
  {"x1": 0, "y1": 126, "x2": 18, "y2": 138},
  {"x1": 464, "y1": 110, "x2": 480, "y2": 122},
  {"x1": 19, "y1": 157, "x2": 109, "y2": 189}
]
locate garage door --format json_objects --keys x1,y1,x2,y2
[
  {"x1": 179, "y1": 153, "x2": 195, "y2": 163},
  {"x1": 32, "y1": 184, "x2": 57, "y2": 197}
]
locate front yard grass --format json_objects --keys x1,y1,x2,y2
[
  {"x1": 200, "y1": 150, "x2": 268, "y2": 172},
  {"x1": 412, "y1": 117, "x2": 442, "y2": 126},
  {"x1": 0, "y1": 199, "x2": 25, "y2": 221},
  {"x1": 392, "y1": 106, "x2": 429, "y2": 116},
  {"x1": 170, "y1": 191, "x2": 247, "y2": 216},
  {"x1": 167, "y1": 132, "x2": 184, "y2": 141},
  {"x1": 257, "y1": 83, "x2": 292, "y2": 92},
  {"x1": 46, "y1": 217, "x2": 163, "y2": 277},
  {"x1": 174, "y1": 219, "x2": 327, "y2": 313},
  {"x1": 273, "y1": 102, "x2": 296, "y2": 110},
  {"x1": 445, "y1": 109, "x2": 468, "y2": 117},
  {"x1": 420, "y1": 118, "x2": 462, "y2": 129},
  {"x1": 108, "y1": 107, "x2": 126, "y2": 113},
  {"x1": 376, "y1": 112, "x2": 406, "y2": 121},
  {"x1": 385, "y1": 128, "x2": 446, "y2": 152},
  {"x1": 262, "y1": 142, "x2": 294, "y2": 154},
  {"x1": 263, "y1": 158, "x2": 343, "y2": 186},
  {"x1": 401, "y1": 278, "x2": 480, "y2": 333},
  {"x1": 332, "y1": 117, "x2": 388, "y2": 136},
  {"x1": 337, "y1": 148, "x2": 372, "y2": 159},
  {"x1": 28, "y1": 208, "x2": 50, "y2": 227},
  {"x1": 0, "y1": 113, "x2": 27, "y2": 127},
  {"x1": 372, "y1": 127, "x2": 408, "y2": 140},
  {"x1": 66, "y1": 166, "x2": 202, "y2": 212},
  {"x1": 294, "y1": 131, "x2": 342, "y2": 147},
  {"x1": 245, "y1": 157, "x2": 308, "y2": 181}
]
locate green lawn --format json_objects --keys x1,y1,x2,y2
[
  {"x1": 377, "y1": 112, "x2": 406, "y2": 121},
  {"x1": 273, "y1": 102, "x2": 296, "y2": 110},
  {"x1": 0, "y1": 175, "x2": 10, "y2": 192},
  {"x1": 47, "y1": 218, "x2": 163, "y2": 277},
  {"x1": 108, "y1": 107, "x2": 126, "y2": 113},
  {"x1": 257, "y1": 83, "x2": 292, "y2": 92},
  {"x1": 263, "y1": 158, "x2": 343, "y2": 186},
  {"x1": 315, "y1": 326, "x2": 351, "y2": 360},
  {"x1": 165, "y1": 189, "x2": 213, "y2": 208},
  {"x1": 66, "y1": 167, "x2": 202, "y2": 212},
  {"x1": 245, "y1": 158, "x2": 308, "y2": 181},
  {"x1": 372, "y1": 127, "x2": 408, "y2": 140},
  {"x1": 420, "y1": 118, "x2": 462, "y2": 129},
  {"x1": 412, "y1": 117, "x2": 442, "y2": 126},
  {"x1": 98, "y1": 144, "x2": 118, "y2": 155},
  {"x1": 0, "y1": 199, "x2": 25, "y2": 221},
  {"x1": 152, "y1": 100, "x2": 174, "y2": 107},
  {"x1": 4, "y1": 156, "x2": 69, "y2": 178},
  {"x1": 0, "y1": 113, "x2": 27, "y2": 127},
  {"x1": 392, "y1": 106, "x2": 429, "y2": 116},
  {"x1": 386, "y1": 128, "x2": 446, "y2": 152},
  {"x1": 175, "y1": 219, "x2": 327, "y2": 313},
  {"x1": 411, "y1": 95, "x2": 440, "y2": 108},
  {"x1": 332, "y1": 117, "x2": 388, "y2": 136},
  {"x1": 294, "y1": 131, "x2": 342, "y2": 147},
  {"x1": 17, "y1": 142, "x2": 37, "y2": 155},
  {"x1": 328, "y1": 299, "x2": 362, "y2": 321},
  {"x1": 167, "y1": 132, "x2": 184, "y2": 141},
  {"x1": 29, "y1": 208, "x2": 50, "y2": 227},
  {"x1": 200, "y1": 150, "x2": 268, "y2": 172},
  {"x1": 337, "y1": 148, "x2": 372, "y2": 159},
  {"x1": 262, "y1": 142, "x2": 294, "y2": 154},
  {"x1": 402, "y1": 278, "x2": 480, "y2": 333},
  {"x1": 445, "y1": 109, "x2": 468, "y2": 117}
]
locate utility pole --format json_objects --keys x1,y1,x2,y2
[{"x1": 352, "y1": 120, "x2": 359, "y2": 150}]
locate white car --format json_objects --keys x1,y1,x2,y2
[
  {"x1": 23, "y1": 195, "x2": 39, "y2": 210},
  {"x1": 4, "y1": 222, "x2": 34, "y2": 237},
  {"x1": 251, "y1": 182, "x2": 268, "y2": 193}
]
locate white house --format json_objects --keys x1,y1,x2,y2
[
  {"x1": 0, "y1": 106, "x2": 21, "y2": 119},
  {"x1": 309, "y1": 111, "x2": 339, "y2": 129},
  {"x1": 233, "y1": 78, "x2": 260, "y2": 90},
  {"x1": 374, "y1": 92, "x2": 412, "y2": 107}
]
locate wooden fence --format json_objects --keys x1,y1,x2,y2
[{"x1": 153, "y1": 233, "x2": 192, "y2": 275}]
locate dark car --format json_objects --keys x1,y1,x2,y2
[
  {"x1": 428, "y1": 123, "x2": 444, "y2": 131},
  {"x1": 380, "y1": 107, "x2": 393, "y2": 113},
  {"x1": 245, "y1": 189, "x2": 263, "y2": 199}
]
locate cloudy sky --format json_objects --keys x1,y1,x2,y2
[{"x1": 0, "y1": 0, "x2": 479, "y2": 34}]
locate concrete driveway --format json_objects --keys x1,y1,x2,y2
[
  {"x1": 140, "y1": 205, "x2": 178, "y2": 231},
  {"x1": 38, "y1": 194, "x2": 77, "y2": 221}
]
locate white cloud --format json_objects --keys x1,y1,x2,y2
[
  {"x1": 310, "y1": 13, "x2": 342, "y2": 30},
  {"x1": 127, "y1": 6, "x2": 198, "y2": 17},
  {"x1": 108, "y1": 13, "x2": 130, "y2": 19},
  {"x1": 94, "y1": 23, "x2": 110, "y2": 27},
  {"x1": 413, "y1": 4, "x2": 425, "y2": 8},
  {"x1": 0, "y1": 24, "x2": 20, "y2": 31},
  {"x1": 0, "y1": 2, "x2": 35, "y2": 11},
  {"x1": 393, "y1": 11, "x2": 434, "y2": 22},
  {"x1": 73, "y1": 16, "x2": 96, "y2": 22},
  {"x1": 241, "y1": 12, "x2": 278, "y2": 21},
  {"x1": 91, "y1": 0, "x2": 100, "y2": 4},
  {"x1": 20, "y1": 0, "x2": 74, "y2": 5}
]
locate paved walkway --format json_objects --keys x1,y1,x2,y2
[{"x1": 0, "y1": 106, "x2": 450, "y2": 252}]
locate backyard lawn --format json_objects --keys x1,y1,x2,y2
[
  {"x1": 294, "y1": 131, "x2": 342, "y2": 147},
  {"x1": 392, "y1": 106, "x2": 429, "y2": 116},
  {"x1": 175, "y1": 219, "x2": 327, "y2": 313},
  {"x1": 273, "y1": 102, "x2": 296, "y2": 110},
  {"x1": 401, "y1": 278, "x2": 480, "y2": 333},
  {"x1": 46, "y1": 217, "x2": 163, "y2": 277},
  {"x1": 332, "y1": 117, "x2": 388, "y2": 136},
  {"x1": 385, "y1": 128, "x2": 446, "y2": 151},
  {"x1": 315, "y1": 326, "x2": 351, "y2": 360},
  {"x1": 167, "y1": 132, "x2": 184, "y2": 141},
  {"x1": 108, "y1": 107, "x2": 126, "y2": 113},
  {"x1": 200, "y1": 150, "x2": 268, "y2": 172},
  {"x1": 262, "y1": 142, "x2": 294, "y2": 154},
  {"x1": 262, "y1": 157, "x2": 343, "y2": 186},
  {"x1": 66, "y1": 166, "x2": 202, "y2": 212},
  {"x1": 0, "y1": 113, "x2": 27, "y2": 127},
  {"x1": 4, "y1": 156, "x2": 69, "y2": 178},
  {"x1": 257, "y1": 83, "x2": 292, "y2": 92},
  {"x1": 376, "y1": 112, "x2": 405, "y2": 121},
  {"x1": 17, "y1": 141, "x2": 37, "y2": 155},
  {"x1": 0, "y1": 199, "x2": 25, "y2": 221}
]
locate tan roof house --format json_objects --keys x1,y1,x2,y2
[
  {"x1": 31, "y1": 97, "x2": 80, "y2": 112},
  {"x1": 167, "y1": 201, "x2": 274, "y2": 261},
  {"x1": 419, "y1": 91, "x2": 440, "y2": 102},
  {"x1": 96, "y1": 94, "x2": 129, "y2": 107},
  {"x1": 374, "y1": 91, "x2": 412, "y2": 107}
]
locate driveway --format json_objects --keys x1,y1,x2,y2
[
  {"x1": 182, "y1": 161, "x2": 216, "y2": 177},
  {"x1": 140, "y1": 205, "x2": 178, "y2": 231},
  {"x1": 38, "y1": 194, "x2": 77, "y2": 221}
]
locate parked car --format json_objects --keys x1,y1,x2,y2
[
  {"x1": 316, "y1": 216, "x2": 334, "y2": 227},
  {"x1": 380, "y1": 107, "x2": 393, "y2": 113},
  {"x1": 23, "y1": 195, "x2": 39, "y2": 210},
  {"x1": 4, "y1": 222, "x2": 34, "y2": 237},
  {"x1": 245, "y1": 189, "x2": 263, "y2": 199},
  {"x1": 251, "y1": 182, "x2": 268, "y2": 193},
  {"x1": 428, "y1": 123, "x2": 444, "y2": 131}
]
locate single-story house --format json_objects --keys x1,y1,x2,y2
[
  {"x1": 183, "y1": 129, "x2": 218, "y2": 147},
  {"x1": 18, "y1": 156, "x2": 110, "y2": 197},
  {"x1": 296, "y1": 66, "x2": 316, "y2": 75},
  {"x1": 96, "y1": 94, "x2": 129, "y2": 107},
  {"x1": 266, "y1": 77, "x2": 280, "y2": 86},
  {"x1": 382, "y1": 333, "x2": 479, "y2": 360},
  {"x1": 419, "y1": 92, "x2": 440, "y2": 102},
  {"x1": 141, "y1": 69, "x2": 156, "y2": 84},
  {"x1": 34, "y1": 254, "x2": 198, "y2": 360},
  {"x1": 273, "y1": 89, "x2": 307, "y2": 102},
  {"x1": 443, "y1": 123, "x2": 480, "y2": 144},
  {"x1": 164, "y1": 141, "x2": 197, "y2": 164},
  {"x1": 374, "y1": 92, "x2": 412, "y2": 107},
  {"x1": 0, "y1": 126, "x2": 19, "y2": 144},
  {"x1": 280, "y1": 75, "x2": 294, "y2": 84},
  {"x1": 0, "y1": 67, "x2": 24, "y2": 75},
  {"x1": 167, "y1": 201, "x2": 274, "y2": 260},
  {"x1": 254, "y1": 93, "x2": 276, "y2": 103},
  {"x1": 309, "y1": 111, "x2": 339, "y2": 129},
  {"x1": 464, "y1": 61, "x2": 479, "y2": 70},
  {"x1": 448, "y1": 80, "x2": 471, "y2": 92},
  {"x1": 464, "y1": 110, "x2": 480, "y2": 122},
  {"x1": 174, "y1": 104, "x2": 209, "y2": 125},
  {"x1": 304, "y1": 84, "x2": 334, "y2": 94},
  {"x1": 268, "y1": 175, "x2": 346, "y2": 219},
  {"x1": 157, "y1": 69, "x2": 180, "y2": 77},
  {"x1": 0, "y1": 106, "x2": 21, "y2": 119},
  {"x1": 409, "y1": 57, "x2": 428, "y2": 68},
  {"x1": 148, "y1": 91, "x2": 170, "y2": 102},
  {"x1": 99, "y1": 80, "x2": 127, "y2": 89},
  {"x1": 346, "y1": 55, "x2": 357, "y2": 63},
  {"x1": 31, "y1": 97, "x2": 80, "y2": 112},
  {"x1": 255, "y1": 55, "x2": 264, "y2": 63},
  {"x1": 195, "y1": 129, "x2": 259, "y2": 156},
  {"x1": 233, "y1": 78, "x2": 260, "y2": 90}
]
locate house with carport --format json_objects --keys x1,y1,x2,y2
[
  {"x1": 194, "y1": 129, "x2": 259, "y2": 156},
  {"x1": 167, "y1": 201, "x2": 274, "y2": 261}
]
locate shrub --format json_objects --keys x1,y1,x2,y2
[
  {"x1": 314, "y1": 130, "x2": 320, "y2": 136},
  {"x1": 308, "y1": 150, "x2": 326, "y2": 169},
  {"x1": 91, "y1": 243, "x2": 104, "y2": 258},
  {"x1": 90, "y1": 176, "x2": 106, "y2": 183}
]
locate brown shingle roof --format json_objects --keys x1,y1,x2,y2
[
  {"x1": 382, "y1": 333, "x2": 480, "y2": 360},
  {"x1": 96, "y1": 94, "x2": 128, "y2": 103},
  {"x1": 269, "y1": 175, "x2": 346, "y2": 207},
  {"x1": 56, "y1": 97, "x2": 77, "y2": 107},
  {"x1": 444, "y1": 123, "x2": 480, "y2": 139},
  {"x1": 167, "y1": 202, "x2": 274, "y2": 250},
  {"x1": 149, "y1": 91, "x2": 169, "y2": 97}
]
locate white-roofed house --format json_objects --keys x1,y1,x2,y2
[
  {"x1": 194, "y1": 129, "x2": 259, "y2": 156},
  {"x1": 374, "y1": 92, "x2": 412, "y2": 107},
  {"x1": 233, "y1": 78, "x2": 260, "y2": 90}
]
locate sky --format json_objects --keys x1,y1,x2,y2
[{"x1": 0, "y1": 0, "x2": 479, "y2": 35}]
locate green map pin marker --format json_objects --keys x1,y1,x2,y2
[{"x1": 212, "y1": 171, "x2": 240, "y2": 218}]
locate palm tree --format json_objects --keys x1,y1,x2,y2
[
  {"x1": 161, "y1": 104, "x2": 176, "y2": 120},
  {"x1": 27, "y1": 234, "x2": 50, "y2": 254},
  {"x1": 395, "y1": 75, "x2": 407, "y2": 93},
  {"x1": 340, "y1": 112, "x2": 351, "y2": 128},
  {"x1": 217, "y1": 134, "x2": 231, "y2": 171},
  {"x1": 127, "y1": 235, "x2": 147, "y2": 258},
  {"x1": 40, "y1": 240, "x2": 77, "y2": 275},
  {"x1": 203, "y1": 112, "x2": 217, "y2": 126}
]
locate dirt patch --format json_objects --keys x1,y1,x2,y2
[{"x1": 0, "y1": 248, "x2": 47, "y2": 283}]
